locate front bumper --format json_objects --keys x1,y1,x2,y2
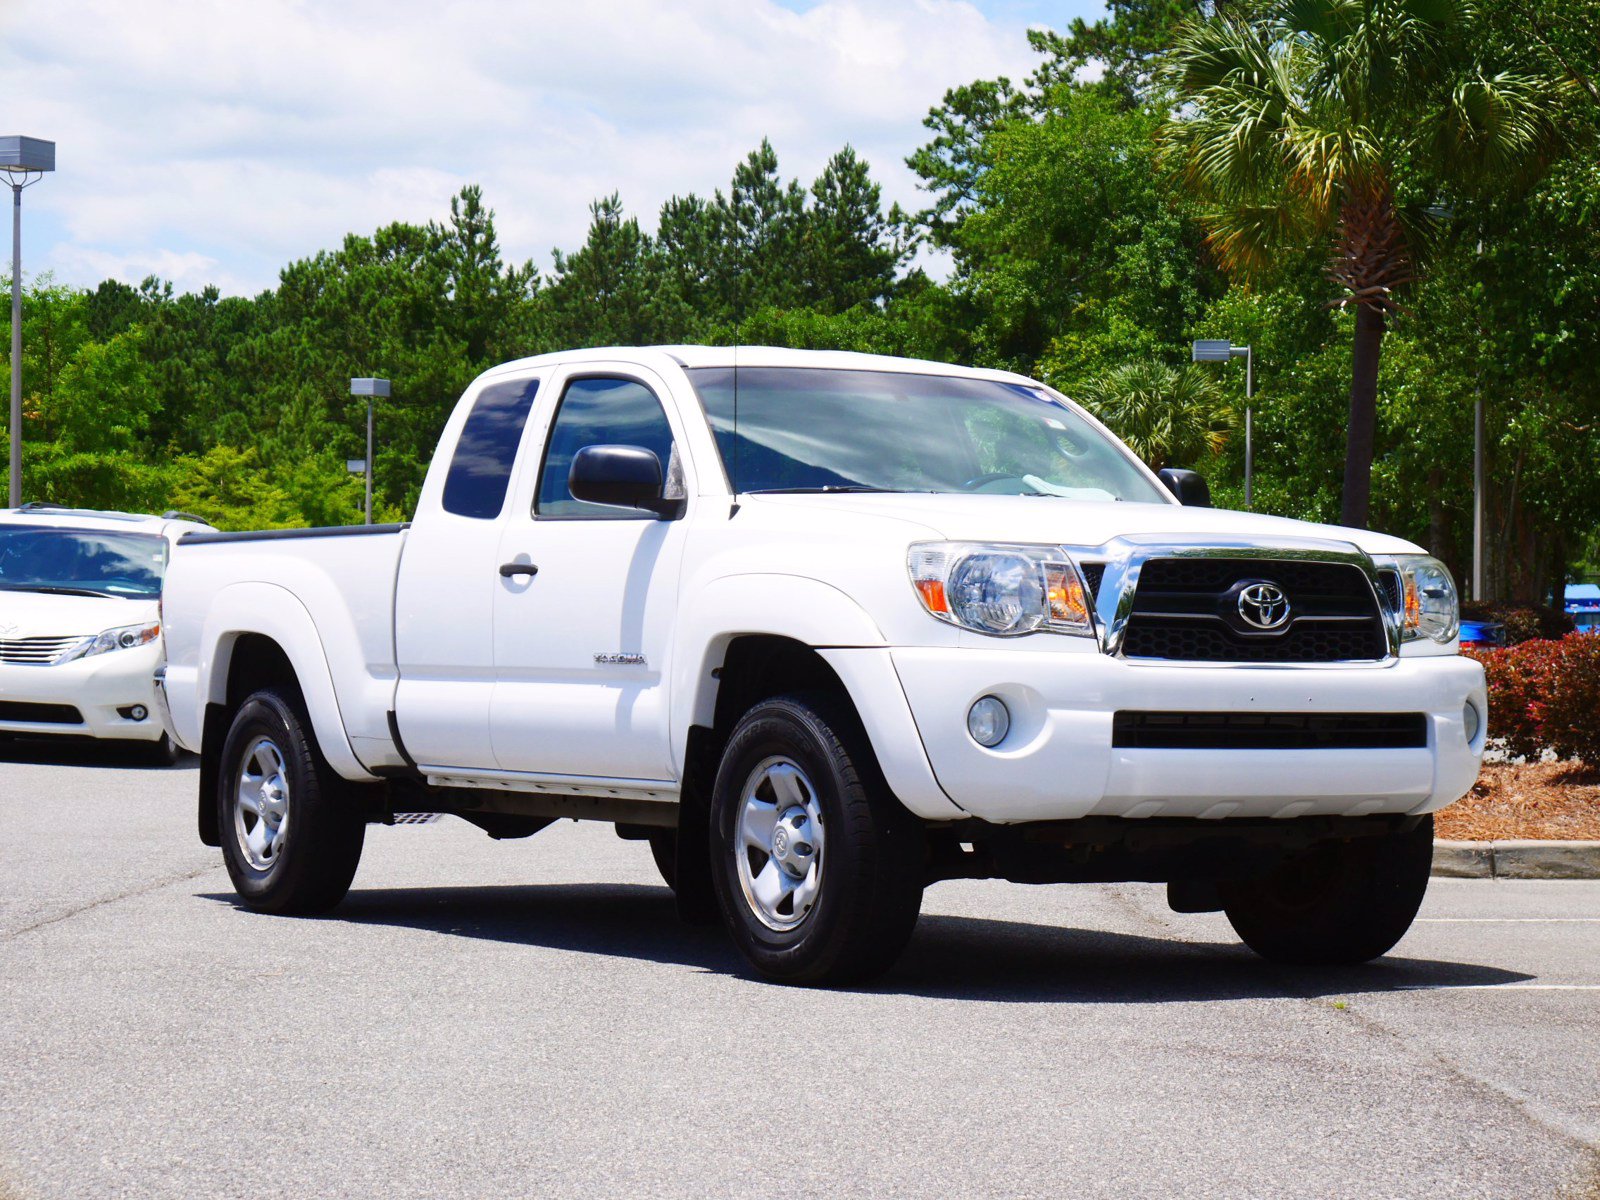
[
  {"x1": 889, "y1": 648, "x2": 1486, "y2": 824},
  {"x1": 0, "y1": 641, "x2": 167, "y2": 742}
]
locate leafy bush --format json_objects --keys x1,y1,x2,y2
[
  {"x1": 1466, "y1": 634, "x2": 1600, "y2": 765},
  {"x1": 1537, "y1": 635, "x2": 1600, "y2": 766}
]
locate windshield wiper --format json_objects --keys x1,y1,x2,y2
[
  {"x1": 745, "y1": 485, "x2": 912, "y2": 495},
  {"x1": 0, "y1": 583, "x2": 123, "y2": 599}
]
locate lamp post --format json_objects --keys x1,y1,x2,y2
[
  {"x1": 349, "y1": 377, "x2": 391, "y2": 524},
  {"x1": 1, "y1": 136, "x2": 54, "y2": 509},
  {"x1": 1193, "y1": 338, "x2": 1253, "y2": 510}
]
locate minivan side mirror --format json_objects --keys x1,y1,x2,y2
[
  {"x1": 568, "y1": 445, "x2": 683, "y2": 518},
  {"x1": 1158, "y1": 468, "x2": 1212, "y2": 507}
]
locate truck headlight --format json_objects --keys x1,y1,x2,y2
[
  {"x1": 62, "y1": 621, "x2": 161, "y2": 662},
  {"x1": 908, "y1": 543, "x2": 1092, "y2": 637},
  {"x1": 1393, "y1": 556, "x2": 1459, "y2": 644}
]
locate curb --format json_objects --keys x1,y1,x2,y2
[{"x1": 1432, "y1": 839, "x2": 1600, "y2": 880}]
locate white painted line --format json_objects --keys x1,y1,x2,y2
[
  {"x1": 1396, "y1": 984, "x2": 1600, "y2": 991},
  {"x1": 1416, "y1": 917, "x2": 1600, "y2": 923}
]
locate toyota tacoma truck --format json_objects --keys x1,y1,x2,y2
[{"x1": 159, "y1": 346, "x2": 1485, "y2": 984}]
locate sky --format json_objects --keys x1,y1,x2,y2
[{"x1": 1, "y1": 0, "x2": 1107, "y2": 298}]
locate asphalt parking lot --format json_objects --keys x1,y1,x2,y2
[{"x1": 1, "y1": 744, "x2": 1597, "y2": 1200}]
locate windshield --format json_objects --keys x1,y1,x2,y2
[
  {"x1": 687, "y1": 367, "x2": 1169, "y2": 503},
  {"x1": 0, "y1": 526, "x2": 168, "y2": 599}
]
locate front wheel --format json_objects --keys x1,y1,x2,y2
[
  {"x1": 710, "y1": 693, "x2": 924, "y2": 986},
  {"x1": 1221, "y1": 816, "x2": 1434, "y2": 965},
  {"x1": 217, "y1": 688, "x2": 365, "y2": 915}
]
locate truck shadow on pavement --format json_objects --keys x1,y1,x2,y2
[{"x1": 214, "y1": 881, "x2": 1533, "y2": 1003}]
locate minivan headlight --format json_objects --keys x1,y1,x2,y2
[
  {"x1": 908, "y1": 543, "x2": 1092, "y2": 637},
  {"x1": 1393, "y1": 556, "x2": 1459, "y2": 644},
  {"x1": 62, "y1": 621, "x2": 161, "y2": 662}
]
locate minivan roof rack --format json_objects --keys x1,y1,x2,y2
[
  {"x1": 161, "y1": 510, "x2": 215, "y2": 527},
  {"x1": 14, "y1": 502, "x2": 146, "y2": 522}
]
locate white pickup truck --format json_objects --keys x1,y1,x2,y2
[{"x1": 160, "y1": 346, "x2": 1485, "y2": 984}]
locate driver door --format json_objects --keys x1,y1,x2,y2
[{"x1": 489, "y1": 365, "x2": 692, "y2": 782}]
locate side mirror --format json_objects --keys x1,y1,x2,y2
[
  {"x1": 568, "y1": 445, "x2": 682, "y2": 518},
  {"x1": 1158, "y1": 468, "x2": 1212, "y2": 507}
]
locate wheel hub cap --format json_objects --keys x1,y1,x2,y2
[
  {"x1": 735, "y1": 756, "x2": 826, "y2": 931},
  {"x1": 234, "y1": 736, "x2": 290, "y2": 871}
]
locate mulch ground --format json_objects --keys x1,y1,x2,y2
[{"x1": 1435, "y1": 760, "x2": 1600, "y2": 841}]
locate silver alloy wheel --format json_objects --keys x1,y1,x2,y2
[
  {"x1": 735, "y1": 755, "x2": 826, "y2": 931},
  {"x1": 234, "y1": 735, "x2": 290, "y2": 871}
]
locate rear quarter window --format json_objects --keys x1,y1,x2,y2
[{"x1": 442, "y1": 377, "x2": 541, "y2": 519}]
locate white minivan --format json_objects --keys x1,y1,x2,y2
[{"x1": 0, "y1": 504, "x2": 212, "y2": 761}]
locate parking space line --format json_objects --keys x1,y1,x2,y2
[
  {"x1": 1416, "y1": 918, "x2": 1600, "y2": 923},
  {"x1": 1397, "y1": 984, "x2": 1600, "y2": 991}
]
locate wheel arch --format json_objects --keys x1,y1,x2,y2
[
  {"x1": 672, "y1": 576, "x2": 961, "y2": 821},
  {"x1": 195, "y1": 587, "x2": 372, "y2": 846}
]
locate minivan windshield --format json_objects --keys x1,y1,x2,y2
[
  {"x1": 0, "y1": 526, "x2": 168, "y2": 599},
  {"x1": 687, "y1": 367, "x2": 1169, "y2": 503}
]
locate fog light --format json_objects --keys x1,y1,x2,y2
[
  {"x1": 118, "y1": 705, "x2": 149, "y2": 721},
  {"x1": 967, "y1": 695, "x2": 1010, "y2": 747},
  {"x1": 1463, "y1": 701, "x2": 1480, "y2": 746}
]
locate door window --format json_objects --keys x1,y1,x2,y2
[{"x1": 536, "y1": 376, "x2": 682, "y2": 518}]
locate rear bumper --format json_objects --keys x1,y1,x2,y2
[
  {"x1": 0, "y1": 643, "x2": 166, "y2": 742},
  {"x1": 887, "y1": 648, "x2": 1485, "y2": 823}
]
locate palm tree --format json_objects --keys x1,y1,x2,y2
[
  {"x1": 1165, "y1": 0, "x2": 1574, "y2": 528},
  {"x1": 1078, "y1": 360, "x2": 1233, "y2": 473}
]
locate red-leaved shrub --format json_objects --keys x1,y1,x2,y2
[{"x1": 1466, "y1": 634, "x2": 1600, "y2": 766}]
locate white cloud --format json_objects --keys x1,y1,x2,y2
[{"x1": 1, "y1": 0, "x2": 1086, "y2": 295}]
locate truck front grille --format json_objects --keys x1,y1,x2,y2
[
  {"x1": 1113, "y1": 711, "x2": 1427, "y2": 750},
  {"x1": 0, "y1": 636, "x2": 86, "y2": 665},
  {"x1": 1120, "y1": 558, "x2": 1388, "y2": 663}
]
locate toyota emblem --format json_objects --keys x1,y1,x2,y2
[{"x1": 1237, "y1": 582, "x2": 1291, "y2": 631}]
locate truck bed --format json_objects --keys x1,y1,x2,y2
[{"x1": 161, "y1": 524, "x2": 410, "y2": 776}]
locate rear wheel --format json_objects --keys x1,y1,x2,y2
[
  {"x1": 710, "y1": 693, "x2": 924, "y2": 986},
  {"x1": 1221, "y1": 816, "x2": 1434, "y2": 965},
  {"x1": 646, "y1": 829, "x2": 677, "y2": 890},
  {"x1": 217, "y1": 688, "x2": 365, "y2": 915}
]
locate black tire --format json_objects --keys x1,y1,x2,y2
[
  {"x1": 1220, "y1": 816, "x2": 1434, "y2": 965},
  {"x1": 216, "y1": 688, "x2": 365, "y2": 915},
  {"x1": 710, "y1": 693, "x2": 924, "y2": 986},
  {"x1": 647, "y1": 829, "x2": 677, "y2": 891},
  {"x1": 137, "y1": 733, "x2": 180, "y2": 767}
]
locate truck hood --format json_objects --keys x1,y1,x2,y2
[
  {"x1": 0, "y1": 591, "x2": 160, "y2": 639},
  {"x1": 742, "y1": 494, "x2": 1422, "y2": 557}
]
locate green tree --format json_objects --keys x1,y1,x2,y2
[
  {"x1": 1077, "y1": 360, "x2": 1233, "y2": 472},
  {"x1": 1165, "y1": 0, "x2": 1577, "y2": 528}
]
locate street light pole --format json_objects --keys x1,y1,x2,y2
[
  {"x1": 1, "y1": 136, "x2": 54, "y2": 509},
  {"x1": 10, "y1": 183, "x2": 20, "y2": 509},
  {"x1": 1192, "y1": 339, "x2": 1254, "y2": 510},
  {"x1": 349, "y1": 378, "x2": 391, "y2": 525},
  {"x1": 1244, "y1": 344, "x2": 1254, "y2": 511}
]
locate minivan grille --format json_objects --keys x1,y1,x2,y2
[
  {"x1": 0, "y1": 700, "x2": 84, "y2": 724},
  {"x1": 1119, "y1": 558, "x2": 1388, "y2": 663},
  {"x1": 0, "y1": 636, "x2": 87, "y2": 665}
]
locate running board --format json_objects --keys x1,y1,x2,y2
[{"x1": 410, "y1": 767, "x2": 680, "y2": 830}]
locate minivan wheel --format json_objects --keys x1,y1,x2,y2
[
  {"x1": 710, "y1": 693, "x2": 924, "y2": 986},
  {"x1": 1220, "y1": 816, "x2": 1434, "y2": 965},
  {"x1": 217, "y1": 688, "x2": 365, "y2": 915}
]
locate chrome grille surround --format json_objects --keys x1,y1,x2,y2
[
  {"x1": 1070, "y1": 535, "x2": 1401, "y2": 667},
  {"x1": 0, "y1": 636, "x2": 91, "y2": 665}
]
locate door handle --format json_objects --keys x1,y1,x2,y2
[{"x1": 498, "y1": 562, "x2": 539, "y2": 579}]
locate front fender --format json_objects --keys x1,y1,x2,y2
[{"x1": 672, "y1": 574, "x2": 963, "y2": 820}]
